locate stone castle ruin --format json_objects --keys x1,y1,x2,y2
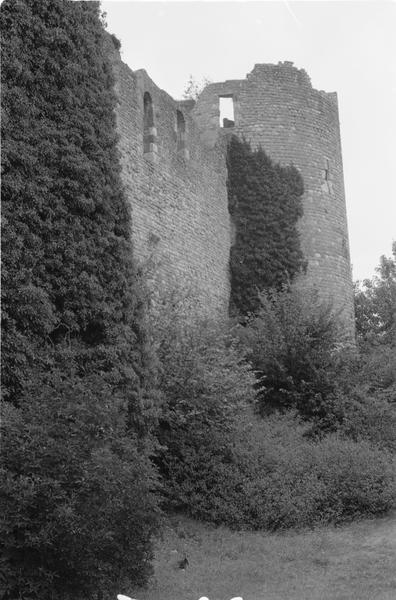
[{"x1": 108, "y1": 39, "x2": 355, "y2": 334}]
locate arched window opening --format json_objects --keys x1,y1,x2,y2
[
  {"x1": 176, "y1": 110, "x2": 187, "y2": 156},
  {"x1": 219, "y1": 96, "x2": 235, "y2": 128},
  {"x1": 143, "y1": 92, "x2": 157, "y2": 154}
]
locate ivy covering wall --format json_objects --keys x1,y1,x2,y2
[
  {"x1": 227, "y1": 136, "x2": 306, "y2": 316},
  {"x1": 1, "y1": 1, "x2": 159, "y2": 596},
  {"x1": 1, "y1": 0, "x2": 149, "y2": 416}
]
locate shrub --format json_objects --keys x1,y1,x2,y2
[
  {"x1": 158, "y1": 408, "x2": 395, "y2": 530},
  {"x1": 340, "y1": 389, "x2": 396, "y2": 452},
  {"x1": 234, "y1": 412, "x2": 395, "y2": 529},
  {"x1": 0, "y1": 362, "x2": 161, "y2": 600},
  {"x1": 312, "y1": 435, "x2": 395, "y2": 521},
  {"x1": 149, "y1": 296, "x2": 256, "y2": 520},
  {"x1": 148, "y1": 291, "x2": 395, "y2": 531},
  {"x1": 356, "y1": 343, "x2": 396, "y2": 403},
  {"x1": 1, "y1": 3, "x2": 160, "y2": 594},
  {"x1": 158, "y1": 424, "x2": 249, "y2": 527},
  {"x1": 238, "y1": 286, "x2": 351, "y2": 427},
  {"x1": 1, "y1": 0, "x2": 151, "y2": 423}
]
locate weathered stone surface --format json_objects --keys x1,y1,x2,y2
[
  {"x1": 194, "y1": 61, "x2": 355, "y2": 336},
  {"x1": 109, "y1": 41, "x2": 355, "y2": 336},
  {"x1": 110, "y1": 47, "x2": 231, "y2": 318}
]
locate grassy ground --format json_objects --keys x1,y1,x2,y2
[{"x1": 127, "y1": 512, "x2": 396, "y2": 600}]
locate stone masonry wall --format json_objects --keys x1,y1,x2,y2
[
  {"x1": 194, "y1": 62, "x2": 355, "y2": 336},
  {"x1": 107, "y1": 33, "x2": 355, "y2": 337},
  {"x1": 109, "y1": 43, "x2": 232, "y2": 317}
]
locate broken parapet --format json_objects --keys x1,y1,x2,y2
[{"x1": 194, "y1": 62, "x2": 355, "y2": 338}]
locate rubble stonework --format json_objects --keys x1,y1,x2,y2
[
  {"x1": 110, "y1": 46, "x2": 231, "y2": 317},
  {"x1": 109, "y1": 41, "x2": 355, "y2": 335}
]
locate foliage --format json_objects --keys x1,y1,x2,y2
[
  {"x1": 159, "y1": 410, "x2": 395, "y2": 530},
  {"x1": 148, "y1": 296, "x2": 256, "y2": 517},
  {"x1": 0, "y1": 360, "x2": 161, "y2": 600},
  {"x1": 238, "y1": 285, "x2": 350, "y2": 427},
  {"x1": 0, "y1": 0, "x2": 153, "y2": 430},
  {"x1": 226, "y1": 136, "x2": 306, "y2": 316},
  {"x1": 354, "y1": 241, "x2": 396, "y2": 347},
  {"x1": 235, "y1": 413, "x2": 395, "y2": 529},
  {"x1": 353, "y1": 244, "x2": 396, "y2": 406},
  {"x1": 182, "y1": 74, "x2": 212, "y2": 100},
  {"x1": 355, "y1": 345, "x2": 396, "y2": 405},
  {"x1": 340, "y1": 388, "x2": 396, "y2": 452},
  {"x1": 146, "y1": 294, "x2": 395, "y2": 531},
  {"x1": 0, "y1": 0, "x2": 160, "y2": 595}
]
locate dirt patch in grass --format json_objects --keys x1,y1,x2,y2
[{"x1": 127, "y1": 512, "x2": 396, "y2": 600}]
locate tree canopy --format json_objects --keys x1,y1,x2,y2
[{"x1": 354, "y1": 242, "x2": 396, "y2": 347}]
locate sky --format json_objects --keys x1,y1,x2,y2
[{"x1": 101, "y1": 0, "x2": 396, "y2": 281}]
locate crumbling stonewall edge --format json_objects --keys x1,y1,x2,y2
[{"x1": 107, "y1": 38, "x2": 355, "y2": 339}]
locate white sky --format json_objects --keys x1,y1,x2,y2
[{"x1": 101, "y1": 0, "x2": 396, "y2": 281}]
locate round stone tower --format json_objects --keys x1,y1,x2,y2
[{"x1": 193, "y1": 62, "x2": 355, "y2": 339}]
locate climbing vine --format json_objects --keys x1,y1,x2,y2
[
  {"x1": 0, "y1": 0, "x2": 151, "y2": 414},
  {"x1": 1, "y1": 1, "x2": 159, "y2": 596},
  {"x1": 227, "y1": 136, "x2": 306, "y2": 316}
]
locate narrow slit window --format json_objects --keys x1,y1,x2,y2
[
  {"x1": 324, "y1": 159, "x2": 330, "y2": 180},
  {"x1": 176, "y1": 110, "x2": 186, "y2": 152},
  {"x1": 219, "y1": 96, "x2": 235, "y2": 128},
  {"x1": 143, "y1": 92, "x2": 157, "y2": 154}
]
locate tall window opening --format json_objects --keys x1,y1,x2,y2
[
  {"x1": 219, "y1": 96, "x2": 235, "y2": 128},
  {"x1": 176, "y1": 110, "x2": 186, "y2": 153},
  {"x1": 143, "y1": 92, "x2": 157, "y2": 154}
]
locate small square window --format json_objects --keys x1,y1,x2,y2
[{"x1": 219, "y1": 96, "x2": 235, "y2": 128}]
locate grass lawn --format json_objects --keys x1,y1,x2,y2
[{"x1": 127, "y1": 512, "x2": 396, "y2": 600}]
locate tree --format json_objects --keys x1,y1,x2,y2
[
  {"x1": 1, "y1": 363, "x2": 161, "y2": 600},
  {"x1": 239, "y1": 286, "x2": 348, "y2": 427},
  {"x1": 0, "y1": 1, "x2": 160, "y2": 595},
  {"x1": 354, "y1": 243, "x2": 396, "y2": 402},
  {"x1": 182, "y1": 74, "x2": 212, "y2": 100},
  {"x1": 355, "y1": 242, "x2": 396, "y2": 346},
  {"x1": 148, "y1": 295, "x2": 256, "y2": 518}
]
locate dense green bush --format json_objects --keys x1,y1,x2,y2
[
  {"x1": 339, "y1": 389, "x2": 396, "y2": 452},
  {"x1": 147, "y1": 294, "x2": 395, "y2": 530},
  {"x1": 226, "y1": 136, "x2": 306, "y2": 316},
  {"x1": 236, "y1": 413, "x2": 395, "y2": 529},
  {"x1": 1, "y1": 0, "x2": 151, "y2": 423},
  {"x1": 238, "y1": 285, "x2": 351, "y2": 427},
  {"x1": 0, "y1": 360, "x2": 161, "y2": 600},
  {"x1": 364, "y1": 348, "x2": 396, "y2": 398},
  {"x1": 148, "y1": 297, "x2": 256, "y2": 518},
  {"x1": 157, "y1": 408, "x2": 395, "y2": 530},
  {"x1": 0, "y1": 1, "x2": 160, "y2": 595}
]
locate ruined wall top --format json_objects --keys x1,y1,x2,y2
[
  {"x1": 192, "y1": 60, "x2": 355, "y2": 338},
  {"x1": 108, "y1": 36, "x2": 355, "y2": 337}
]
